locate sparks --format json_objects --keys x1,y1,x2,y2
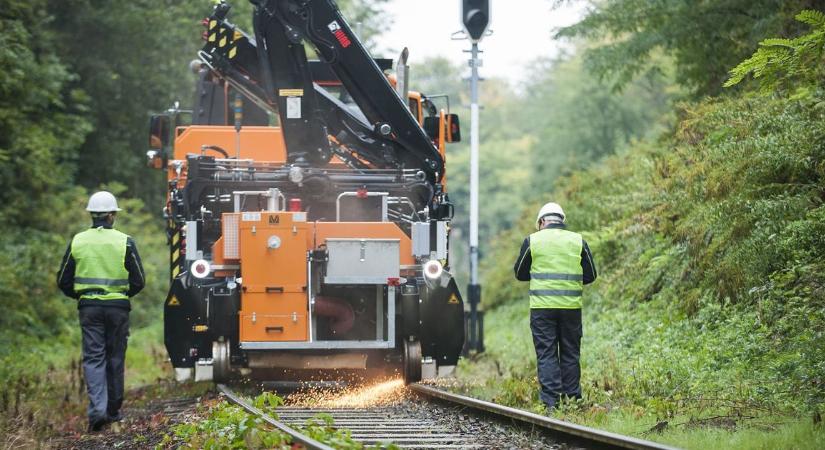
[{"x1": 287, "y1": 378, "x2": 407, "y2": 408}]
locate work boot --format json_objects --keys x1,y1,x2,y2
[
  {"x1": 87, "y1": 417, "x2": 107, "y2": 432},
  {"x1": 108, "y1": 411, "x2": 124, "y2": 423}
]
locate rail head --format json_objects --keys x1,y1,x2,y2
[
  {"x1": 410, "y1": 383, "x2": 681, "y2": 450},
  {"x1": 216, "y1": 384, "x2": 335, "y2": 450}
]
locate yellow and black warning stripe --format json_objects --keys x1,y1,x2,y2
[{"x1": 169, "y1": 224, "x2": 183, "y2": 281}]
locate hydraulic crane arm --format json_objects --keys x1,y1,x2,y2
[{"x1": 201, "y1": 0, "x2": 445, "y2": 182}]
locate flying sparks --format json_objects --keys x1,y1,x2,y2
[{"x1": 286, "y1": 378, "x2": 408, "y2": 408}]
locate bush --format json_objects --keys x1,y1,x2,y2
[{"x1": 477, "y1": 93, "x2": 825, "y2": 420}]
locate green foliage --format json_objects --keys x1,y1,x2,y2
[
  {"x1": 410, "y1": 46, "x2": 671, "y2": 286},
  {"x1": 555, "y1": 0, "x2": 822, "y2": 96},
  {"x1": 170, "y1": 393, "x2": 398, "y2": 450},
  {"x1": 725, "y1": 10, "x2": 825, "y2": 95},
  {"x1": 302, "y1": 414, "x2": 398, "y2": 449},
  {"x1": 516, "y1": 51, "x2": 673, "y2": 190},
  {"x1": 0, "y1": 2, "x2": 91, "y2": 229},
  {"x1": 476, "y1": 92, "x2": 825, "y2": 431},
  {"x1": 172, "y1": 401, "x2": 292, "y2": 449}
]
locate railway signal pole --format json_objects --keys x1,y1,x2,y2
[{"x1": 460, "y1": 0, "x2": 490, "y2": 354}]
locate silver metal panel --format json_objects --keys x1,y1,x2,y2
[
  {"x1": 376, "y1": 285, "x2": 383, "y2": 340},
  {"x1": 233, "y1": 188, "x2": 284, "y2": 212},
  {"x1": 325, "y1": 239, "x2": 399, "y2": 284},
  {"x1": 308, "y1": 255, "x2": 315, "y2": 342},
  {"x1": 436, "y1": 221, "x2": 448, "y2": 259},
  {"x1": 248, "y1": 352, "x2": 368, "y2": 370},
  {"x1": 241, "y1": 286, "x2": 395, "y2": 350},
  {"x1": 387, "y1": 285, "x2": 396, "y2": 348},
  {"x1": 223, "y1": 214, "x2": 240, "y2": 259},
  {"x1": 411, "y1": 222, "x2": 430, "y2": 257},
  {"x1": 240, "y1": 341, "x2": 394, "y2": 350},
  {"x1": 185, "y1": 221, "x2": 198, "y2": 261},
  {"x1": 323, "y1": 276, "x2": 393, "y2": 284}
]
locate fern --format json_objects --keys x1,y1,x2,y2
[
  {"x1": 725, "y1": 10, "x2": 825, "y2": 94},
  {"x1": 796, "y1": 9, "x2": 825, "y2": 27}
]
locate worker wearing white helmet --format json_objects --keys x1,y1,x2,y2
[
  {"x1": 57, "y1": 191, "x2": 145, "y2": 432},
  {"x1": 513, "y1": 201, "x2": 597, "y2": 411}
]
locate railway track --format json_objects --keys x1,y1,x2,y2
[{"x1": 217, "y1": 383, "x2": 678, "y2": 450}]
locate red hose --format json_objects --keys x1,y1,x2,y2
[{"x1": 314, "y1": 296, "x2": 355, "y2": 335}]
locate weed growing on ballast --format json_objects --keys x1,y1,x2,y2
[{"x1": 162, "y1": 392, "x2": 398, "y2": 450}]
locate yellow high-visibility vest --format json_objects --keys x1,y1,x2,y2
[
  {"x1": 72, "y1": 227, "x2": 129, "y2": 300},
  {"x1": 529, "y1": 228, "x2": 583, "y2": 309}
]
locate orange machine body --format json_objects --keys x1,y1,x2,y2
[
  {"x1": 166, "y1": 125, "x2": 375, "y2": 187},
  {"x1": 216, "y1": 211, "x2": 413, "y2": 344}
]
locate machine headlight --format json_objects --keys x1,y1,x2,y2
[
  {"x1": 289, "y1": 166, "x2": 304, "y2": 184},
  {"x1": 191, "y1": 259, "x2": 211, "y2": 279},
  {"x1": 423, "y1": 260, "x2": 443, "y2": 280}
]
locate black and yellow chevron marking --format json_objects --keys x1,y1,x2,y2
[
  {"x1": 205, "y1": 21, "x2": 242, "y2": 59},
  {"x1": 169, "y1": 226, "x2": 182, "y2": 281}
]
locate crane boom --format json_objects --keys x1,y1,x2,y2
[{"x1": 201, "y1": 0, "x2": 445, "y2": 182}]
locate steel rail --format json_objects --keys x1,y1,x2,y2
[
  {"x1": 216, "y1": 384, "x2": 334, "y2": 450},
  {"x1": 410, "y1": 383, "x2": 680, "y2": 450}
]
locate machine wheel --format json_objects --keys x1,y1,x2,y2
[
  {"x1": 213, "y1": 340, "x2": 231, "y2": 383},
  {"x1": 403, "y1": 339, "x2": 422, "y2": 384}
]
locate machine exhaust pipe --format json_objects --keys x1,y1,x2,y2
[{"x1": 314, "y1": 296, "x2": 355, "y2": 335}]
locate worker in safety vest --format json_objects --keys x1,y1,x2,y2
[
  {"x1": 57, "y1": 191, "x2": 145, "y2": 432},
  {"x1": 513, "y1": 202, "x2": 597, "y2": 410}
]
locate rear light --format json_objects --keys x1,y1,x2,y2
[
  {"x1": 289, "y1": 198, "x2": 302, "y2": 212},
  {"x1": 356, "y1": 187, "x2": 368, "y2": 198},
  {"x1": 191, "y1": 259, "x2": 211, "y2": 279},
  {"x1": 423, "y1": 260, "x2": 443, "y2": 280}
]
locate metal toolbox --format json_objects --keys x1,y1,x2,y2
[{"x1": 324, "y1": 238, "x2": 399, "y2": 284}]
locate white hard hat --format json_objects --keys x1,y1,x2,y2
[
  {"x1": 536, "y1": 202, "x2": 565, "y2": 229},
  {"x1": 86, "y1": 191, "x2": 122, "y2": 213}
]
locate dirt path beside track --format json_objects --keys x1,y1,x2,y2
[{"x1": 47, "y1": 381, "x2": 213, "y2": 450}]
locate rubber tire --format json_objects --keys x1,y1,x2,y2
[{"x1": 403, "y1": 339, "x2": 422, "y2": 384}]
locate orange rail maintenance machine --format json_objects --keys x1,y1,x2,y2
[{"x1": 148, "y1": 0, "x2": 465, "y2": 383}]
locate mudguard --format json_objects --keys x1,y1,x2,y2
[
  {"x1": 420, "y1": 276, "x2": 465, "y2": 366},
  {"x1": 163, "y1": 277, "x2": 209, "y2": 368}
]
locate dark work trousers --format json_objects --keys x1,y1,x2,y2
[
  {"x1": 79, "y1": 305, "x2": 129, "y2": 424},
  {"x1": 530, "y1": 308, "x2": 582, "y2": 409}
]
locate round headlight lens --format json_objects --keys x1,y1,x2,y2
[
  {"x1": 191, "y1": 259, "x2": 211, "y2": 279},
  {"x1": 423, "y1": 260, "x2": 443, "y2": 280}
]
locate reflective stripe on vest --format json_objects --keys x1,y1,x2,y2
[
  {"x1": 529, "y1": 228, "x2": 583, "y2": 309},
  {"x1": 71, "y1": 227, "x2": 129, "y2": 300}
]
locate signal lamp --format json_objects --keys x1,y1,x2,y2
[
  {"x1": 191, "y1": 259, "x2": 211, "y2": 279},
  {"x1": 423, "y1": 260, "x2": 444, "y2": 280},
  {"x1": 462, "y1": 0, "x2": 490, "y2": 42}
]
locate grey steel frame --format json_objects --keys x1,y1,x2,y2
[{"x1": 239, "y1": 285, "x2": 396, "y2": 350}]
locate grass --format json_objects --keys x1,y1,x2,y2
[
  {"x1": 126, "y1": 321, "x2": 171, "y2": 389},
  {"x1": 165, "y1": 392, "x2": 399, "y2": 449},
  {"x1": 0, "y1": 320, "x2": 170, "y2": 447},
  {"x1": 456, "y1": 92, "x2": 825, "y2": 449},
  {"x1": 454, "y1": 300, "x2": 825, "y2": 449}
]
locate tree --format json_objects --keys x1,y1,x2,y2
[
  {"x1": 555, "y1": 0, "x2": 825, "y2": 96},
  {"x1": 0, "y1": 1, "x2": 91, "y2": 229},
  {"x1": 519, "y1": 49, "x2": 672, "y2": 186},
  {"x1": 725, "y1": 9, "x2": 825, "y2": 95}
]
